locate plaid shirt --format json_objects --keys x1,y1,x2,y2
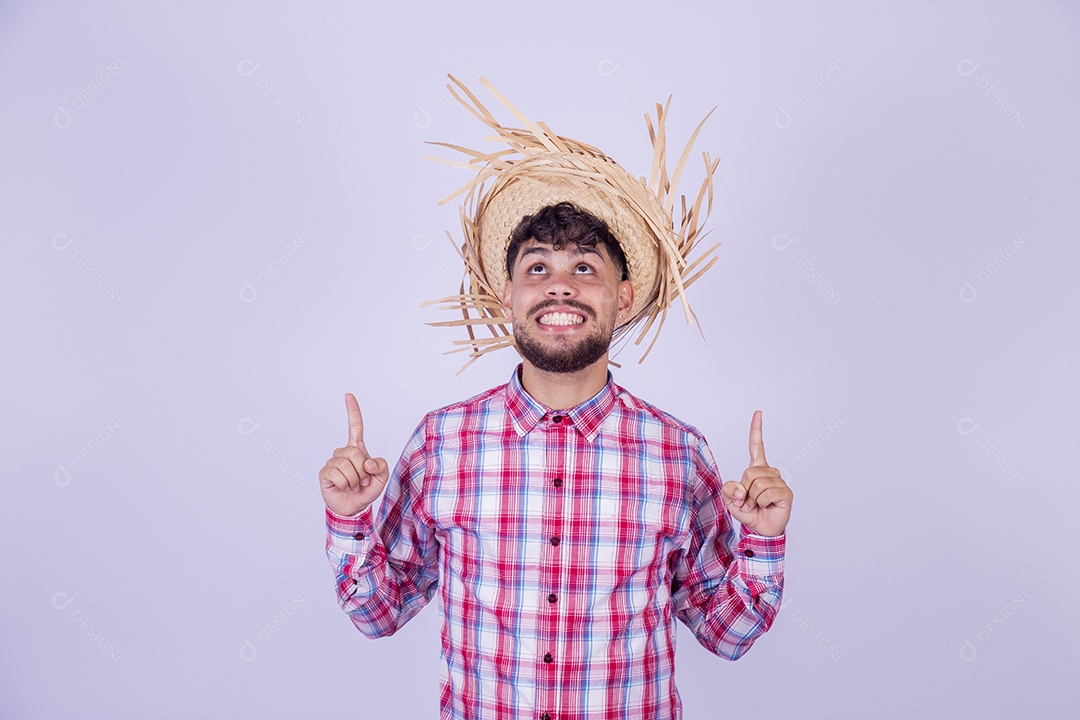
[{"x1": 326, "y1": 366, "x2": 785, "y2": 720}]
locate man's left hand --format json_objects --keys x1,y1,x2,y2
[{"x1": 721, "y1": 410, "x2": 793, "y2": 537}]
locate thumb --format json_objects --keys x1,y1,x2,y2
[
  {"x1": 364, "y1": 456, "x2": 390, "y2": 485},
  {"x1": 721, "y1": 480, "x2": 746, "y2": 507}
]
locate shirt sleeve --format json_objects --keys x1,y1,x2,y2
[
  {"x1": 671, "y1": 435, "x2": 786, "y2": 660},
  {"x1": 324, "y1": 419, "x2": 439, "y2": 638}
]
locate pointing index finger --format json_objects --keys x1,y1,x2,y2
[
  {"x1": 345, "y1": 393, "x2": 366, "y2": 450},
  {"x1": 749, "y1": 410, "x2": 767, "y2": 467}
]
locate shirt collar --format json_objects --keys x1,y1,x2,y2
[{"x1": 505, "y1": 363, "x2": 618, "y2": 442}]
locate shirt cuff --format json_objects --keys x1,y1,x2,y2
[
  {"x1": 735, "y1": 530, "x2": 785, "y2": 578},
  {"x1": 326, "y1": 505, "x2": 375, "y2": 556}
]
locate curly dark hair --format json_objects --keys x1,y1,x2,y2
[{"x1": 505, "y1": 202, "x2": 629, "y2": 281}]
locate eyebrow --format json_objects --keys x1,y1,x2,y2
[{"x1": 518, "y1": 245, "x2": 603, "y2": 262}]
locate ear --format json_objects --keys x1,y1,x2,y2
[
  {"x1": 616, "y1": 278, "x2": 634, "y2": 322},
  {"x1": 501, "y1": 280, "x2": 513, "y2": 319}
]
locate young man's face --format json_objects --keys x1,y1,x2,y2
[{"x1": 501, "y1": 238, "x2": 634, "y2": 374}]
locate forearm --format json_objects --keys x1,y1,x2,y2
[
  {"x1": 325, "y1": 506, "x2": 434, "y2": 638},
  {"x1": 678, "y1": 529, "x2": 786, "y2": 660}
]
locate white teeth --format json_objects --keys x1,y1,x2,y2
[{"x1": 538, "y1": 312, "x2": 584, "y2": 326}]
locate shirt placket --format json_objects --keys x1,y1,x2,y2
[{"x1": 535, "y1": 411, "x2": 568, "y2": 720}]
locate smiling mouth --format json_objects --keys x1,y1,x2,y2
[{"x1": 537, "y1": 311, "x2": 585, "y2": 326}]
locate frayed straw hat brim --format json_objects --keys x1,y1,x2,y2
[{"x1": 423, "y1": 75, "x2": 722, "y2": 373}]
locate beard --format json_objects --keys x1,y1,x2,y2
[{"x1": 513, "y1": 299, "x2": 612, "y2": 374}]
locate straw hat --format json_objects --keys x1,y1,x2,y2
[{"x1": 424, "y1": 75, "x2": 722, "y2": 373}]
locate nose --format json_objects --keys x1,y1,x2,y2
[{"x1": 544, "y1": 268, "x2": 578, "y2": 298}]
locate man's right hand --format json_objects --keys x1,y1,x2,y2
[{"x1": 319, "y1": 393, "x2": 390, "y2": 517}]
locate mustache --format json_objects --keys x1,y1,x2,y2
[{"x1": 528, "y1": 298, "x2": 597, "y2": 320}]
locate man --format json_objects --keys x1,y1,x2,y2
[{"x1": 320, "y1": 78, "x2": 793, "y2": 720}]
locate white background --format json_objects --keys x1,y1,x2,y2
[{"x1": 2, "y1": 1, "x2": 1077, "y2": 718}]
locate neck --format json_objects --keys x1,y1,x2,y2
[{"x1": 519, "y1": 357, "x2": 610, "y2": 411}]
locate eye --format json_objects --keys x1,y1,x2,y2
[
  {"x1": 526, "y1": 263, "x2": 547, "y2": 275},
  {"x1": 574, "y1": 263, "x2": 595, "y2": 274}
]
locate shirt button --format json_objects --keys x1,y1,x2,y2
[
  {"x1": 548, "y1": 593, "x2": 557, "y2": 604},
  {"x1": 353, "y1": 532, "x2": 365, "y2": 540},
  {"x1": 743, "y1": 549, "x2": 756, "y2": 557},
  {"x1": 543, "y1": 652, "x2": 553, "y2": 663},
  {"x1": 553, "y1": 477, "x2": 563, "y2": 488},
  {"x1": 550, "y1": 536, "x2": 560, "y2": 546},
  {"x1": 542, "y1": 714, "x2": 552, "y2": 720},
  {"x1": 552, "y1": 414, "x2": 563, "y2": 423}
]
